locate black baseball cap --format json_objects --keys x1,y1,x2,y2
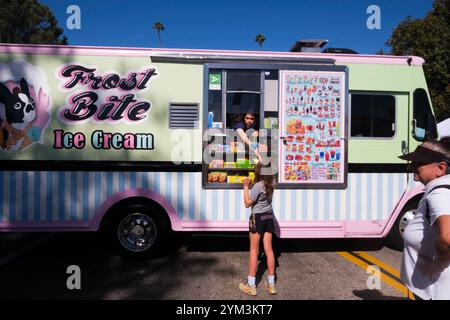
[{"x1": 399, "y1": 145, "x2": 447, "y2": 163}]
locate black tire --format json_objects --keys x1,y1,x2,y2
[
  {"x1": 112, "y1": 204, "x2": 169, "y2": 259},
  {"x1": 387, "y1": 201, "x2": 418, "y2": 251}
]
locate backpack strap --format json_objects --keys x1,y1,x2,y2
[{"x1": 425, "y1": 184, "x2": 450, "y2": 224}]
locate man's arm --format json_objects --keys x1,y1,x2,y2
[{"x1": 435, "y1": 215, "x2": 450, "y2": 263}]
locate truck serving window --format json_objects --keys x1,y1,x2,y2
[
  {"x1": 204, "y1": 68, "x2": 278, "y2": 188},
  {"x1": 225, "y1": 70, "x2": 261, "y2": 129},
  {"x1": 350, "y1": 94, "x2": 396, "y2": 138},
  {"x1": 413, "y1": 88, "x2": 437, "y2": 141}
]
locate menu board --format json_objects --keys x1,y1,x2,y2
[{"x1": 279, "y1": 70, "x2": 346, "y2": 186}]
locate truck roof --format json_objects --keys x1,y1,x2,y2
[{"x1": 0, "y1": 43, "x2": 425, "y2": 66}]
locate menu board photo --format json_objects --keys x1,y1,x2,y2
[{"x1": 279, "y1": 70, "x2": 347, "y2": 187}]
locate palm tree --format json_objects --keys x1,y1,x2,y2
[
  {"x1": 153, "y1": 21, "x2": 165, "y2": 47},
  {"x1": 255, "y1": 34, "x2": 266, "y2": 48}
]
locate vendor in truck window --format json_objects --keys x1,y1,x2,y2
[{"x1": 233, "y1": 112, "x2": 259, "y2": 151}]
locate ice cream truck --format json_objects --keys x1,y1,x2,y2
[{"x1": 0, "y1": 42, "x2": 438, "y2": 258}]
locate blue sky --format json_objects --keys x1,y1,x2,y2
[{"x1": 41, "y1": 0, "x2": 433, "y2": 54}]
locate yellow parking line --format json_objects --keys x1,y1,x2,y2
[
  {"x1": 337, "y1": 251, "x2": 414, "y2": 299},
  {"x1": 353, "y1": 251, "x2": 401, "y2": 279},
  {"x1": 337, "y1": 252, "x2": 369, "y2": 270}
]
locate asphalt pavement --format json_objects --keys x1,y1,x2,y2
[{"x1": 0, "y1": 231, "x2": 409, "y2": 300}]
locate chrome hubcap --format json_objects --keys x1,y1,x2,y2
[
  {"x1": 399, "y1": 210, "x2": 415, "y2": 238},
  {"x1": 118, "y1": 213, "x2": 157, "y2": 252}
]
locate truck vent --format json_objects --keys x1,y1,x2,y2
[
  {"x1": 322, "y1": 48, "x2": 358, "y2": 54},
  {"x1": 169, "y1": 103, "x2": 200, "y2": 129},
  {"x1": 290, "y1": 39, "x2": 328, "y2": 52}
]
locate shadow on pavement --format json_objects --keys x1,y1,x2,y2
[
  {"x1": 183, "y1": 232, "x2": 386, "y2": 254},
  {"x1": 0, "y1": 232, "x2": 230, "y2": 300},
  {"x1": 352, "y1": 289, "x2": 409, "y2": 300},
  {"x1": 0, "y1": 231, "x2": 393, "y2": 300}
]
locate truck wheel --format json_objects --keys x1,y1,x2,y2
[
  {"x1": 113, "y1": 204, "x2": 168, "y2": 259},
  {"x1": 387, "y1": 202, "x2": 418, "y2": 251}
]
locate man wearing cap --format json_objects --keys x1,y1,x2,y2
[{"x1": 399, "y1": 139, "x2": 450, "y2": 300}]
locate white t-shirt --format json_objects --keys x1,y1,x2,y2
[{"x1": 401, "y1": 174, "x2": 450, "y2": 300}]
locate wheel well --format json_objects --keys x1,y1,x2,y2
[
  {"x1": 385, "y1": 193, "x2": 423, "y2": 250},
  {"x1": 101, "y1": 197, "x2": 172, "y2": 231},
  {"x1": 387, "y1": 192, "x2": 422, "y2": 235},
  {"x1": 402, "y1": 194, "x2": 422, "y2": 212},
  {"x1": 390, "y1": 193, "x2": 422, "y2": 229},
  {"x1": 385, "y1": 192, "x2": 422, "y2": 237}
]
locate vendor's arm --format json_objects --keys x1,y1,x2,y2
[
  {"x1": 235, "y1": 128, "x2": 253, "y2": 147},
  {"x1": 234, "y1": 122, "x2": 258, "y2": 149}
]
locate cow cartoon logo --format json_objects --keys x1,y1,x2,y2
[{"x1": 0, "y1": 60, "x2": 51, "y2": 152}]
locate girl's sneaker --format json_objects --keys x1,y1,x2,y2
[
  {"x1": 239, "y1": 281, "x2": 257, "y2": 296},
  {"x1": 267, "y1": 283, "x2": 277, "y2": 295}
]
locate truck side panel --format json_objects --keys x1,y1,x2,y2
[{"x1": 0, "y1": 171, "x2": 415, "y2": 238}]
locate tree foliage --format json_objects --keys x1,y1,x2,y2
[
  {"x1": 153, "y1": 21, "x2": 165, "y2": 47},
  {"x1": 255, "y1": 34, "x2": 266, "y2": 48},
  {"x1": 386, "y1": 0, "x2": 449, "y2": 121},
  {"x1": 0, "y1": 0, "x2": 67, "y2": 45}
]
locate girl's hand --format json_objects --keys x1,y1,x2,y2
[{"x1": 243, "y1": 177, "x2": 251, "y2": 187}]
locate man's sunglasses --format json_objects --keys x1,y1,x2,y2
[{"x1": 408, "y1": 161, "x2": 446, "y2": 170}]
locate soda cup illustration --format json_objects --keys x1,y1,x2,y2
[{"x1": 330, "y1": 149, "x2": 335, "y2": 159}]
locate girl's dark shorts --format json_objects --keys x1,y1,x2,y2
[{"x1": 249, "y1": 211, "x2": 274, "y2": 234}]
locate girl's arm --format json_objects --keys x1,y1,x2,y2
[{"x1": 243, "y1": 177, "x2": 254, "y2": 208}]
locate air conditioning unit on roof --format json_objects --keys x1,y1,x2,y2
[{"x1": 290, "y1": 39, "x2": 328, "y2": 53}]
